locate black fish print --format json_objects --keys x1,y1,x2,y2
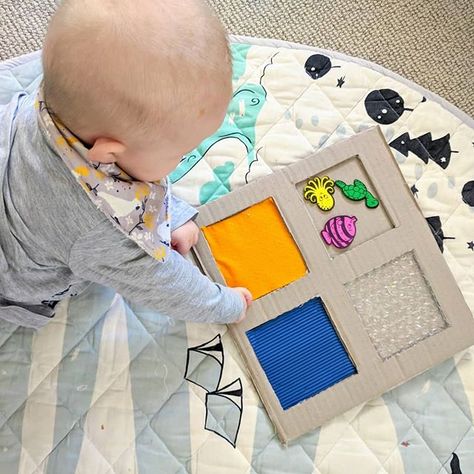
[
  {"x1": 365, "y1": 89, "x2": 412, "y2": 124},
  {"x1": 365, "y1": 89, "x2": 426, "y2": 125},
  {"x1": 305, "y1": 54, "x2": 340, "y2": 80},
  {"x1": 450, "y1": 452, "x2": 462, "y2": 474},
  {"x1": 389, "y1": 132, "x2": 458, "y2": 169},
  {"x1": 461, "y1": 180, "x2": 474, "y2": 207},
  {"x1": 425, "y1": 216, "x2": 455, "y2": 253}
]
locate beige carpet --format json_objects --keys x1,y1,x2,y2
[{"x1": 1, "y1": 0, "x2": 473, "y2": 116}]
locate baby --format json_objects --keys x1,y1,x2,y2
[{"x1": 0, "y1": 0, "x2": 252, "y2": 328}]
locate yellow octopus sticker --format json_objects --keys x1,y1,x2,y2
[{"x1": 303, "y1": 175, "x2": 336, "y2": 211}]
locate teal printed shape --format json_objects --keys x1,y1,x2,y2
[{"x1": 199, "y1": 161, "x2": 235, "y2": 204}]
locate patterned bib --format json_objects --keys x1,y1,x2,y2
[{"x1": 36, "y1": 86, "x2": 171, "y2": 262}]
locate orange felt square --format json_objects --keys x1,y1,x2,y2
[{"x1": 201, "y1": 198, "x2": 307, "y2": 299}]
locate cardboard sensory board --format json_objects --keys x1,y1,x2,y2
[{"x1": 192, "y1": 127, "x2": 474, "y2": 444}]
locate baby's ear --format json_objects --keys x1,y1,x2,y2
[{"x1": 87, "y1": 137, "x2": 126, "y2": 164}]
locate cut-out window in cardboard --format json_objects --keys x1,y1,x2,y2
[
  {"x1": 202, "y1": 197, "x2": 307, "y2": 299},
  {"x1": 345, "y1": 252, "x2": 448, "y2": 360},
  {"x1": 296, "y1": 156, "x2": 394, "y2": 256},
  {"x1": 247, "y1": 298, "x2": 356, "y2": 410}
]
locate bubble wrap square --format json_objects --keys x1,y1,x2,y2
[{"x1": 345, "y1": 252, "x2": 448, "y2": 360}]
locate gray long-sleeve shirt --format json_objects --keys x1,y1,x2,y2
[{"x1": 0, "y1": 90, "x2": 243, "y2": 328}]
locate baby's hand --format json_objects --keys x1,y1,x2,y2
[
  {"x1": 171, "y1": 220, "x2": 199, "y2": 255},
  {"x1": 232, "y1": 287, "x2": 253, "y2": 323}
]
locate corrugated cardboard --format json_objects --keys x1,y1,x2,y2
[{"x1": 192, "y1": 127, "x2": 474, "y2": 444}]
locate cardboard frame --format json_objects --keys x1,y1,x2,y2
[{"x1": 192, "y1": 127, "x2": 474, "y2": 443}]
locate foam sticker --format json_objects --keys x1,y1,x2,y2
[
  {"x1": 335, "y1": 179, "x2": 380, "y2": 208},
  {"x1": 247, "y1": 298, "x2": 356, "y2": 410},
  {"x1": 202, "y1": 198, "x2": 307, "y2": 299},
  {"x1": 321, "y1": 215, "x2": 358, "y2": 249},
  {"x1": 303, "y1": 175, "x2": 335, "y2": 211}
]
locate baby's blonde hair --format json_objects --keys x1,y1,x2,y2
[{"x1": 42, "y1": 0, "x2": 232, "y2": 145}]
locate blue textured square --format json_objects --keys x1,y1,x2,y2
[{"x1": 247, "y1": 298, "x2": 356, "y2": 410}]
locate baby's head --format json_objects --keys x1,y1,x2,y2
[{"x1": 42, "y1": 0, "x2": 232, "y2": 181}]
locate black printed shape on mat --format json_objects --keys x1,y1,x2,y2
[
  {"x1": 425, "y1": 216, "x2": 455, "y2": 253},
  {"x1": 365, "y1": 89, "x2": 415, "y2": 125},
  {"x1": 184, "y1": 334, "x2": 224, "y2": 393},
  {"x1": 389, "y1": 132, "x2": 458, "y2": 169},
  {"x1": 184, "y1": 334, "x2": 243, "y2": 448},
  {"x1": 462, "y1": 181, "x2": 474, "y2": 207},
  {"x1": 304, "y1": 54, "x2": 340, "y2": 80},
  {"x1": 451, "y1": 453, "x2": 463, "y2": 474},
  {"x1": 205, "y1": 378, "x2": 243, "y2": 448}
]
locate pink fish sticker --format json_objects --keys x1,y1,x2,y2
[{"x1": 321, "y1": 215, "x2": 358, "y2": 249}]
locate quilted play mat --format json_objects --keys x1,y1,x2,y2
[{"x1": 1, "y1": 36, "x2": 473, "y2": 473}]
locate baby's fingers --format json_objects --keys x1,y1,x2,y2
[{"x1": 233, "y1": 287, "x2": 253, "y2": 307}]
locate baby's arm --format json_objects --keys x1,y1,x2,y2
[
  {"x1": 168, "y1": 195, "x2": 252, "y2": 318},
  {"x1": 170, "y1": 194, "x2": 199, "y2": 231},
  {"x1": 169, "y1": 194, "x2": 202, "y2": 254},
  {"x1": 169, "y1": 211, "x2": 253, "y2": 318},
  {"x1": 68, "y1": 218, "x2": 248, "y2": 324}
]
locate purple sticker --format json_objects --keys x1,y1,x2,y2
[{"x1": 321, "y1": 215, "x2": 358, "y2": 249}]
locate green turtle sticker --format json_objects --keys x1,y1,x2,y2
[{"x1": 335, "y1": 179, "x2": 380, "y2": 208}]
